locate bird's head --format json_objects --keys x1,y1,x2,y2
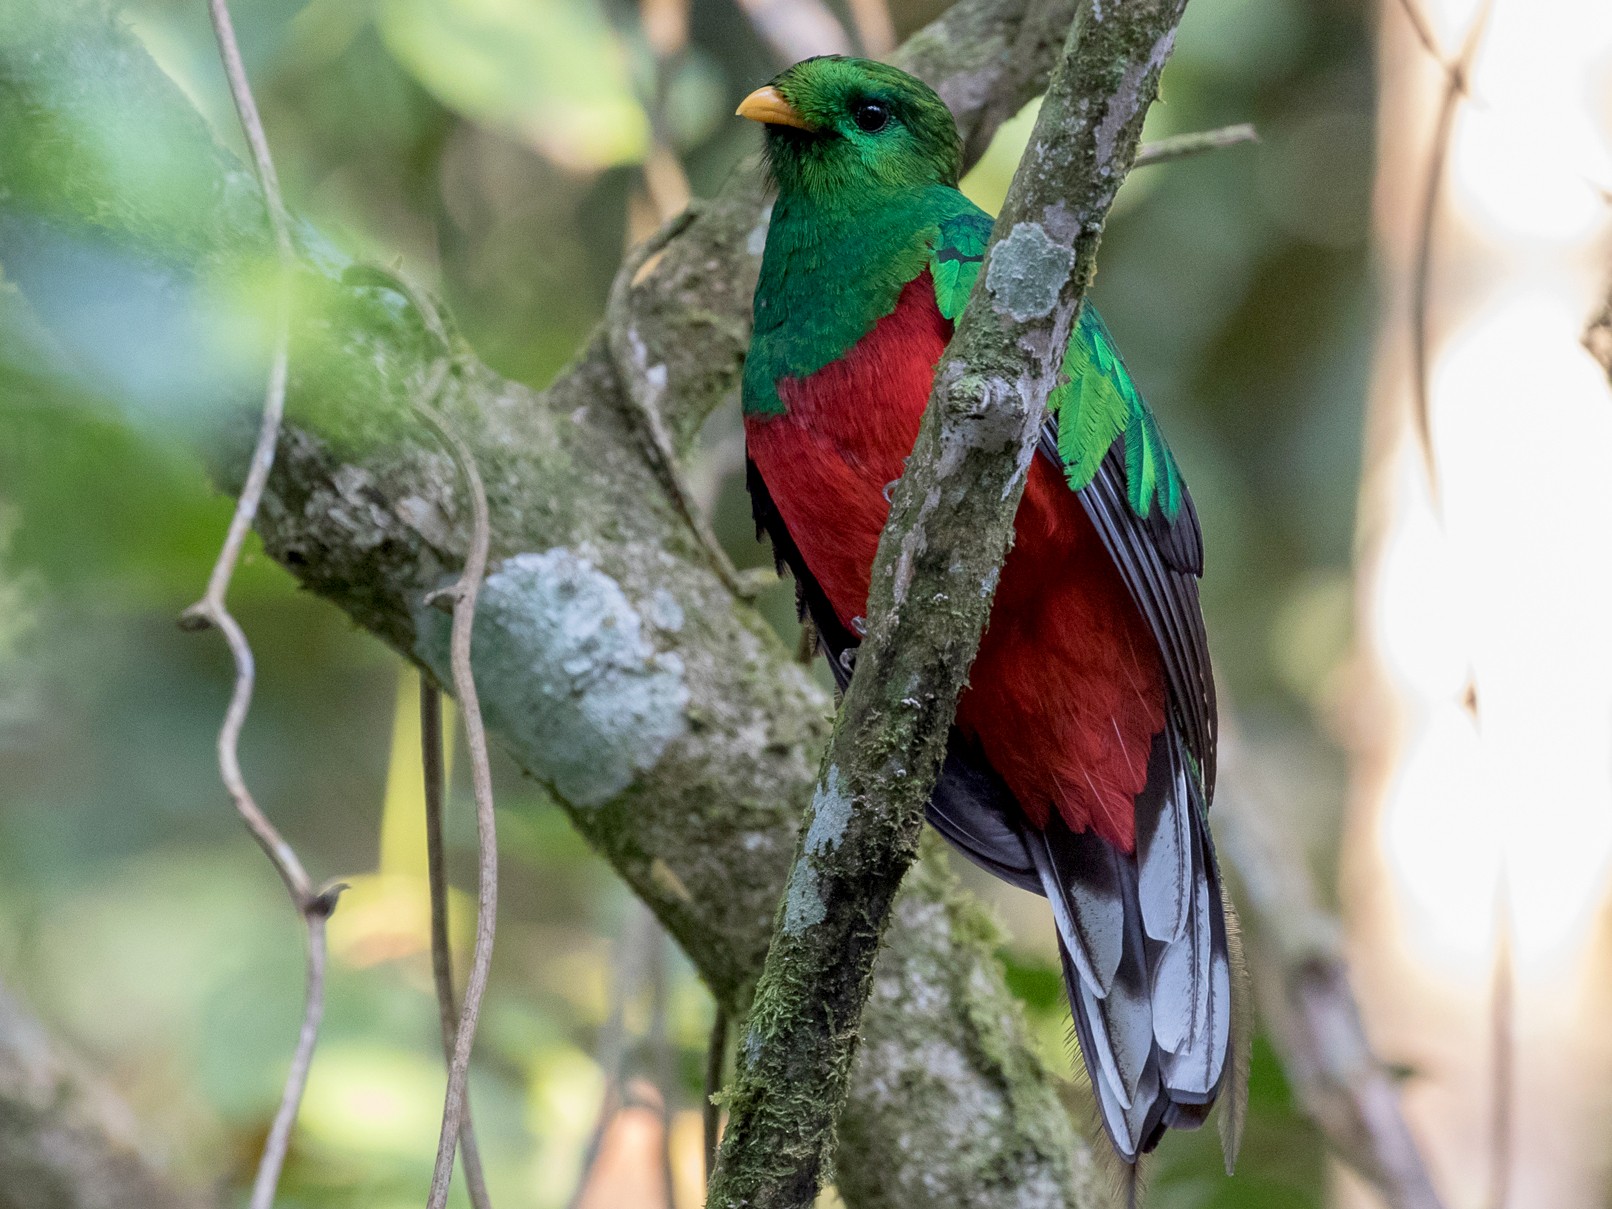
[{"x1": 737, "y1": 57, "x2": 962, "y2": 205}]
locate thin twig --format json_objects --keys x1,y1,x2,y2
[
  {"x1": 1404, "y1": 0, "x2": 1491, "y2": 497},
  {"x1": 606, "y1": 213, "x2": 770, "y2": 599},
  {"x1": 608, "y1": 3, "x2": 768, "y2": 599},
  {"x1": 1407, "y1": 84, "x2": 1458, "y2": 496},
  {"x1": 565, "y1": 1075, "x2": 622, "y2": 1207},
  {"x1": 181, "y1": 5, "x2": 338, "y2": 1208},
  {"x1": 845, "y1": 0, "x2": 896, "y2": 57},
  {"x1": 421, "y1": 682, "x2": 494, "y2": 1209},
  {"x1": 415, "y1": 384, "x2": 499, "y2": 1209},
  {"x1": 204, "y1": 0, "x2": 292, "y2": 243},
  {"x1": 347, "y1": 294, "x2": 499, "y2": 1209},
  {"x1": 351, "y1": 262, "x2": 452, "y2": 351},
  {"x1": 1134, "y1": 123, "x2": 1259, "y2": 168},
  {"x1": 703, "y1": 1006, "x2": 727, "y2": 1185},
  {"x1": 1586, "y1": 280, "x2": 1612, "y2": 377},
  {"x1": 1486, "y1": 876, "x2": 1513, "y2": 1209},
  {"x1": 1392, "y1": 0, "x2": 1458, "y2": 76},
  {"x1": 1462, "y1": 689, "x2": 1513, "y2": 1209},
  {"x1": 648, "y1": 927, "x2": 677, "y2": 1209},
  {"x1": 1401, "y1": 9, "x2": 1507, "y2": 1195}
]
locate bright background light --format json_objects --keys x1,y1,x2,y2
[{"x1": 1347, "y1": 1, "x2": 1612, "y2": 1205}]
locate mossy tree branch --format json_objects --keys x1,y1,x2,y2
[
  {"x1": 704, "y1": 4, "x2": 1190, "y2": 1205},
  {"x1": 0, "y1": 1, "x2": 1106, "y2": 1205}
]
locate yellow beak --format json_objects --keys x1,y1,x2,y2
[{"x1": 736, "y1": 86, "x2": 817, "y2": 131}]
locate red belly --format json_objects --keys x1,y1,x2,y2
[{"x1": 746, "y1": 275, "x2": 1164, "y2": 850}]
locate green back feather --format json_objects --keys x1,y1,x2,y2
[
  {"x1": 930, "y1": 211, "x2": 988, "y2": 320},
  {"x1": 1056, "y1": 308, "x2": 1185, "y2": 521}
]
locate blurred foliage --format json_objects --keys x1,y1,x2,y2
[
  {"x1": 376, "y1": 0, "x2": 649, "y2": 169},
  {"x1": 0, "y1": 0, "x2": 1376, "y2": 1203}
]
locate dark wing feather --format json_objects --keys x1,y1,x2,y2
[
  {"x1": 1147, "y1": 466, "x2": 1204, "y2": 575},
  {"x1": 1038, "y1": 425, "x2": 1218, "y2": 797},
  {"x1": 928, "y1": 750, "x2": 1042, "y2": 894}
]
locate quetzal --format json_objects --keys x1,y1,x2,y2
[{"x1": 737, "y1": 57, "x2": 1244, "y2": 1172}]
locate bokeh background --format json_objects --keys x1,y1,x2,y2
[{"x1": 2, "y1": 0, "x2": 1609, "y2": 1206}]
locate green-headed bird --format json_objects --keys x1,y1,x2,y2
[{"x1": 737, "y1": 56, "x2": 1245, "y2": 1180}]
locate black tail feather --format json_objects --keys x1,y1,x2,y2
[{"x1": 1037, "y1": 728, "x2": 1234, "y2": 1162}]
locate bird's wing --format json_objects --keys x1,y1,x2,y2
[
  {"x1": 927, "y1": 211, "x2": 1217, "y2": 796},
  {"x1": 1046, "y1": 308, "x2": 1216, "y2": 795},
  {"x1": 924, "y1": 207, "x2": 1236, "y2": 1163}
]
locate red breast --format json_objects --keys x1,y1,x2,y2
[{"x1": 745, "y1": 273, "x2": 1163, "y2": 849}]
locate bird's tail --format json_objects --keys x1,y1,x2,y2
[{"x1": 1032, "y1": 726, "x2": 1242, "y2": 1166}]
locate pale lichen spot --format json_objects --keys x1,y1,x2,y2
[
  {"x1": 1040, "y1": 200, "x2": 1080, "y2": 245},
  {"x1": 985, "y1": 223, "x2": 1074, "y2": 323},
  {"x1": 394, "y1": 493, "x2": 454, "y2": 550},
  {"x1": 804, "y1": 765, "x2": 852, "y2": 855},
  {"x1": 625, "y1": 329, "x2": 670, "y2": 408},
  {"x1": 646, "y1": 587, "x2": 684, "y2": 633},
  {"x1": 412, "y1": 549, "x2": 688, "y2": 808},
  {"x1": 781, "y1": 768, "x2": 856, "y2": 935},
  {"x1": 1094, "y1": 28, "x2": 1179, "y2": 168},
  {"x1": 782, "y1": 860, "x2": 826, "y2": 934},
  {"x1": 1001, "y1": 429, "x2": 1037, "y2": 499}
]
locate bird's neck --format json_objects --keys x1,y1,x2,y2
[
  {"x1": 744, "y1": 185, "x2": 957, "y2": 418},
  {"x1": 767, "y1": 181, "x2": 935, "y2": 239}
]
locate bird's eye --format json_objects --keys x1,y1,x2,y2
[{"x1": 851, "y1": 100, "x2": 891, "y2": 133}]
